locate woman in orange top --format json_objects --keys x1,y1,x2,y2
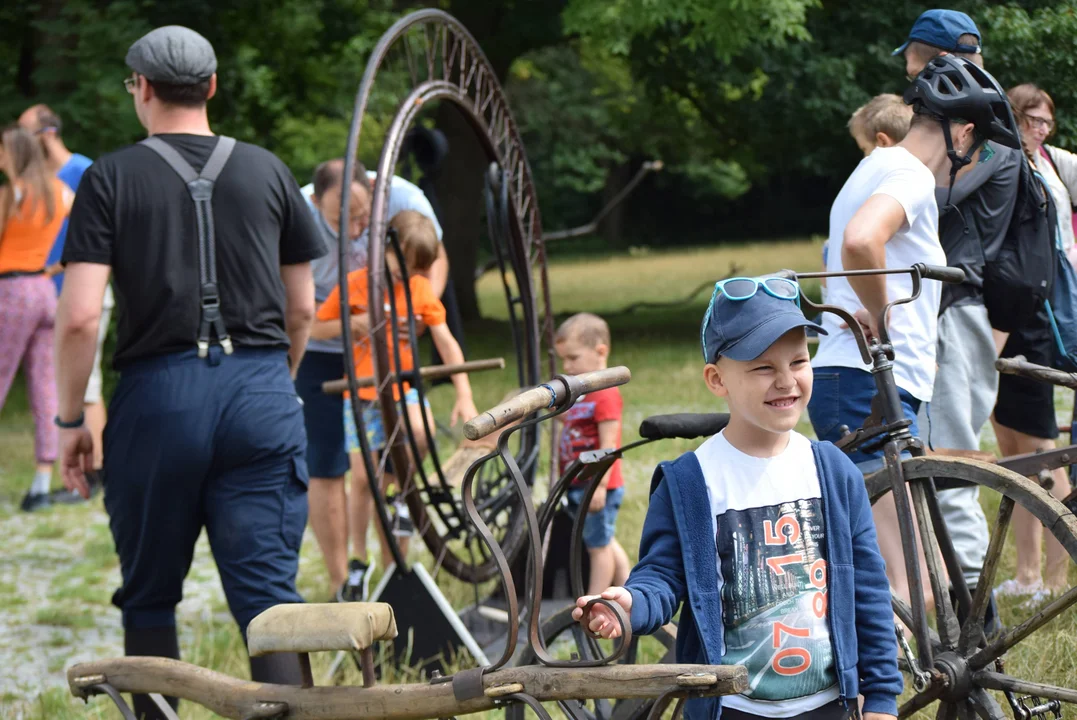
[{"x1": 0, "y1": 125, "x2": 74, "y2": 512}]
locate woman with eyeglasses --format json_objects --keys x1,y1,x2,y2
[
  {"x1": 0, "y1": 124, "x2": 74, "y2": 512},
  {"x1": 990, "y1": 84, "x2": 1076, "y2": 602}
]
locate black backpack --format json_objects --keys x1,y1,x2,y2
[{"x1": 983, "y1": 154, "x2": 1056, "y2": 333}]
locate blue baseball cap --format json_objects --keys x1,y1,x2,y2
[
  {"x1": 892, "y1": 10, "x2": 982, "y2": 57},
  {"x1": 700, "y1": 278, "x2": 826, "y2": 364}
]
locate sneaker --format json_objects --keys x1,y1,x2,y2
[
  {"x1": 995, "y1": 578, "x2": 1044, "y2": 598},
  {"x1": 50, "y1": 488, "x2": 87, "y2": 505},
  {"x1": 391, "y1": 500, "x2": 414, "y2": 538},
  {"x1": 336, "y1": 558, "x2": 374, "y2": 602},
  {"x1": 19, "y1": 491, "x2": 51, "y2": 512}
]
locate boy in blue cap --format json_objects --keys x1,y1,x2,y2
[{"x1": 574, "y1": 282, "x2": 900, "y2": 720}]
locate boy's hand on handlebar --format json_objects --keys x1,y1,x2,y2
[{"x1": 572, "y1": 587, "x2": 632, "y2": 639}]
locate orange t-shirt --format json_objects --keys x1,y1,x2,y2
[
  {"x1": 317, "y1": 268, "x2": 447, "y2": 401},
  {"x1": 0, "y1": 179, "x2": 69, "y2": 274}
]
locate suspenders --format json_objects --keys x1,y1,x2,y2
[{"x1": 140, "y1": 135, "x2": 237, "y2": 358}]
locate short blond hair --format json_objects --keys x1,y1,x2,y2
[
  {"x1": 555, "y1": 312, "x2": 611, "y2": 350},
  {"x1": 390, "y1": 210, "x2": 439, "y2": 272},
  {"x1": 849, "y1": 93, "x2": 914, "y2": 145}
]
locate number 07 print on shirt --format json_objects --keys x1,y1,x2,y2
[{"x1": 716, "y1": 497, "x2": 837, "y2": 700}]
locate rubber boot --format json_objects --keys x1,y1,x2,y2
[
  {"x1": 250, "y1": 652, "x2": 305, "y2": 686},
  {"x1": 124, "y1": 626, "x2": 180, "y2": 720}
]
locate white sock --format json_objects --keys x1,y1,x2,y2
[{"x1": 31, "y1": 468, "x2": 51, "y2": 496}]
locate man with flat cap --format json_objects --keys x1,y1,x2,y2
[{"x1": 54, "y1": 25, "x2": 325, "y2": 715}]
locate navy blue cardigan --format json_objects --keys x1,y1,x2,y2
[{"x1": 626, "y1": 440, "x2": 902, "y2": 719}]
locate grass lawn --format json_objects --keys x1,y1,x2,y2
[{"x1": 1, "y1": 237, "x2": 1075, "y2": 718}]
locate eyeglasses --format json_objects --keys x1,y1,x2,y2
[
  {"x1": 713, "y1": 276, "x2": 801, "y2": 302},
  {"x1": 123, "y1": 76, "x2": 137, "y2": 94},
  {"x1": 1025, "y1": 115, "x2": 1054, "y2": 131}
]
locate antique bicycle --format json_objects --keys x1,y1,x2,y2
[
  {"x1": 478, "y1": 264, "x2": 1077, "y2": 720},
  {"x1": 66, "y1": 367, "x2": 747, "y2": 720}
]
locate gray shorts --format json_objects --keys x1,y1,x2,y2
[{"x1": 917, "y1": 302, "x2": 995, "y2": 585}]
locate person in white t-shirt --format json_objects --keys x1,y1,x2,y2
[
  {"x1": 574, "y1": 282, "x2": 900, "y2": 720},
  {"x1": 809, "y1": 55, "x2": 1023, "y2": 606}
]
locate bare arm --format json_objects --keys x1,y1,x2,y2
[
  {"x1": 1046, "y1": 145, "x2": 1077, "y2": 207},
  {"x1": 56, "y1": 263, "x2": 109, "y2": 421},
  {"x1": 841, "y1": 194, "x2": 907, "y2": 337},
  {"x1": 280, "y1": 262, "x2": 316, "y2": 377},
  {"x1": 428, "y1": 322, "x2": 477, "y2": 424},
  {"x1": 55, "y1": 263, "x2": 110, "y2": 497},
  {"x1": 426, "y1": 244, "x2": 450, "y2": 298}
]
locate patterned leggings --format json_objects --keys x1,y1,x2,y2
[{"x1": 0, "y1": 275, "x2": 58, "y2": 464}]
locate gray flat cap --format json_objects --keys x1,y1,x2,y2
[{"x1": 126, "y1": 26, "x2": 217, "y2": 84}]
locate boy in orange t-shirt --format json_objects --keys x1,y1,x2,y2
[{"x1": 314, "y1": 210, "x2": 478, "y2": 581}]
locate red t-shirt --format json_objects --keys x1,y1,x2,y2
[{"x1": 558, "y1": 387, "x2": 623, "y2": 490}]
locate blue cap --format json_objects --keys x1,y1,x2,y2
[
  {"x1": 700, "y1": 281, "x2": 826, "y2": 364},
  {"x1": 892, "y1": 10, "x2": 981, "y2": 57}
]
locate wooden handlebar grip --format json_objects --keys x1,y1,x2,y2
[{"x1": 464, "y1": 366, "x2": 632, "y2": 441}]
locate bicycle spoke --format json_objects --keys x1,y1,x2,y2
[
  {"x1": 974, "y1": 671, "x2": 1077, "y2": 704},
  {"x1": 887, "y1": 445, "x2": 935, "y2": 665},
  {"x1": 898, "y1": 685, "x2": 945, "y2": 719},
  {"x1": 969, "y1": 585, "x2": 1077, "y2": 669},
  {"x1": 935, "y1": 701, "x2": 957, "y2": 720},
  {"x1": 910, "y1": 479, "x2": 960, "y2": 648},
  {"x1": 892, "y1": 595, "x2": 942, "y2": 649},
  {"x1": 959, "y1": 496, "x2": 1015, "y2": 655},
  {"x1": 967, "y1": 688, "x2": 1005, "y2": 720}
]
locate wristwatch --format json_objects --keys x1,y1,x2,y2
[{"x1": 54, "y1": 412, "x2": 85, "y2": 429}]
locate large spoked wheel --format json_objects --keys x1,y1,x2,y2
[
  {"x1": 338, "y1": 9, "x2": 554, "y2": 583},
  {"x1": 863, "y1": 457, "x2": 1077, "y2": 719},
  {"x1": 504, "y1": 605, "x2": 678, "y2": 720}
]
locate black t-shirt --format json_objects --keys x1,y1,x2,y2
[{"x1": 63, "y1": 134, "x2": 325, "y2": 367}]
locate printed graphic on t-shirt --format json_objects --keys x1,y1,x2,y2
[
  {"x1": 560, "y1": 400, "x2": 600, "y2": 462},
  {"x1": 716, "y1": 497, "x2": 836, "y2": 700}
]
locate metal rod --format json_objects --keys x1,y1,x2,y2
[{"x1": 321, "y1": 358, "x2": 506, "y2": 394}]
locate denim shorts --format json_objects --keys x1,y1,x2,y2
[
  {"x1": 808, "y1": 366, "x2": 921, "y2": 472},
  {"x1": 565, "y1": 486, "x2": 624, "y2": 549},
  {"x1": 343, "y1": 389, "x2": 429, "y2": 454},
  {"x1": 295, "y1": 351, "x2": 349, "y2": 478}
]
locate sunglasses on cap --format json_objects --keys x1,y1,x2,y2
[{"x1": 713, "y1": 276, "x2": 800, "y2": 303}]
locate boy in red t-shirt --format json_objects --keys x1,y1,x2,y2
[
  {"x1": 314, "y1": 210, "x2": 478, "y2": 590},
  {"x1": 555, "y1": 313, "x2": 629, "y2": 595}
]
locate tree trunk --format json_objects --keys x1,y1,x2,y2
[{"x1": 432, "y1": 102, "x2": 488, "y2": 321}]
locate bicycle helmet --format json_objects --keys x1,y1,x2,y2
[{"x1": 904, "y1": 54, "x2": 1021, "y2": 149}]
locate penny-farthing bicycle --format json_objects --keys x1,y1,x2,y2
[{"x1": 332, "y1": 9, "x2": 557, "y2": 584}]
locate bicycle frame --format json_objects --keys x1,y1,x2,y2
[{"x1": 788, "y1": 265, "x2": 975, "y2": 676}]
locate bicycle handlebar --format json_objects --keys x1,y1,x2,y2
[
  {"x1": 915, "y1": 263, "x2": 965, "y2": 285},
  {"x1": 464, "y1": 367, "x2": 632, "y2": 441},
  {"x1": 996, "y1": 355, "x2": 1077, "y2": 390}
]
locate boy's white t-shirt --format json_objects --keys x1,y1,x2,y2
[
  {"x1": 695, "y1": 430, "x2": 840, "y2": 717},
  {"x1": 811, "y1": 146, "x2": 945, "y2": 401}
]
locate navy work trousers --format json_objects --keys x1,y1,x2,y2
[{"x1": 103, "y1": 347, "x2": 308, "y2": 634}]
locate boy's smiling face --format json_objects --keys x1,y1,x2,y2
[{"x1": 704, "y1": 328, "x2": 813, "y2": 438}]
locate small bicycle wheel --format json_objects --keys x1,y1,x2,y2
[
  {"x1": 504, "y1": 605, "x2": 677, "y2": 720},
  {"x1": 863, "y1": 456, "x2": 1077, "y2": 719}
]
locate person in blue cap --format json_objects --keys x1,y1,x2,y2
[
  {"x1": 893, "y1": 9, "x2": 1022, "y2": 603},
  {"x1": 893, "y1": 9, "x2": 983, "y2": 79},
  {"x1": 574, "y1": 281, "x2": 901, "y2": 720}
]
